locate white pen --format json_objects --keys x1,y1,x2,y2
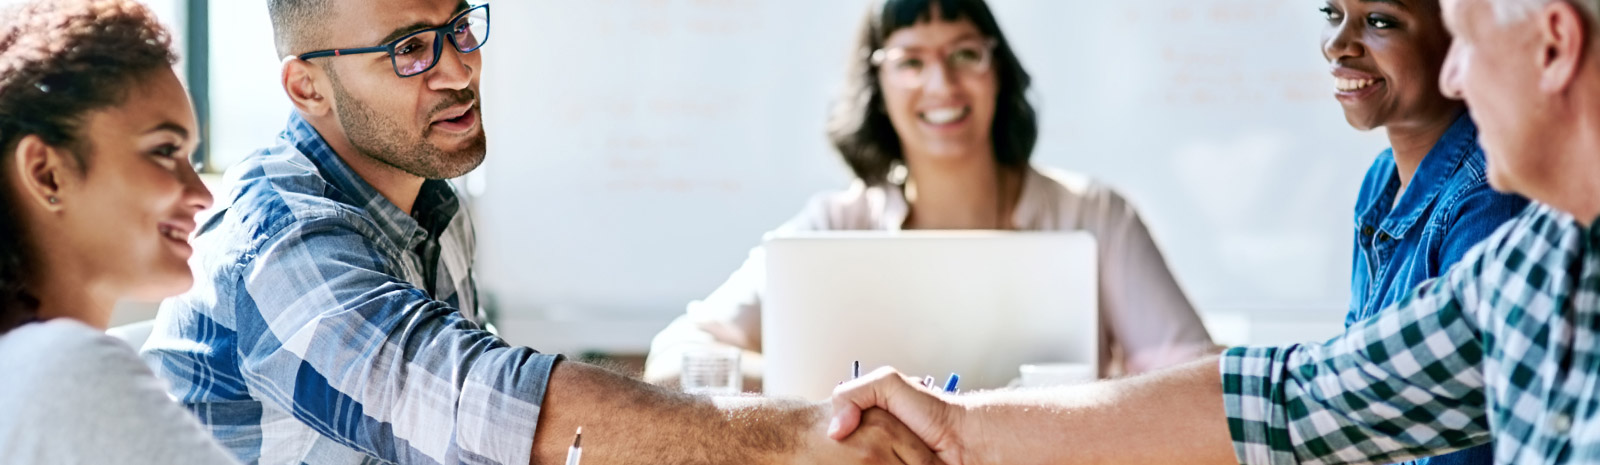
[{"x1": 565, "y1": 427, "x2": 583, "y2": 465}]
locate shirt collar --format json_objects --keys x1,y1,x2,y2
[
  {"x1": 283, "y1": 113, "x2": 460, "y2": 249},
  {"x1": 1359, "y1": 112, "x2": 1479, "y2": 238}
]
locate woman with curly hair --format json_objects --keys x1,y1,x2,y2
[{"x1": 0, "y1": 0, "x2": 237, "y2": 462}]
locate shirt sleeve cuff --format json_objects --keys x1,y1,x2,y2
[
  {"x1": 1220, "y1": 345, "x2": 1301, "y2": 465},
  {"x1": 457, "y1": 351, "x2": 563, "y2": 465}
]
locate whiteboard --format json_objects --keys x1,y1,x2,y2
[
  {"x1": 472, "y1": 0, "x2": 1387, "y2": 322},
  {"x1": 202, "y1": 1, "x2": 1390, "y2": 324}
]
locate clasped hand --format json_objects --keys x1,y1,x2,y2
[{"x1": 816, "y1": 367, "x2": 970, "y2": 465}]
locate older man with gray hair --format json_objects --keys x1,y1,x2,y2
[{"x1": 822, "y1": 0, "x2": 1600, "y2": 463}]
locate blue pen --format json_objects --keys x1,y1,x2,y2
[{"x1": 942, "y1": 373, "x2": 961, "y2": 393}]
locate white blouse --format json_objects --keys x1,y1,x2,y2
[{"x1": 648, "y1": 166, "x2": 1214, "y2": 379}]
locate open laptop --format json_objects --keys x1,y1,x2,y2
[{"x1": 761, "y1": 231, "x2": 1098, "y2": 400}]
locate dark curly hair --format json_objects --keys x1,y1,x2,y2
[
  {"x1": 0, "y1": 0, "x2": 176, "y2": 332},
  {"x1": 827, "y1": 0, "x2": 1038, "y2": 186}
]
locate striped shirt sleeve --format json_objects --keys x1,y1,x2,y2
[{"x1": 237, "y1": 214, "x2": 559, "y2": 464}]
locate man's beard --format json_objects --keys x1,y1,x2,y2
[{"x1": 327, "y1": 69, "x2": 486, "y2": 180}]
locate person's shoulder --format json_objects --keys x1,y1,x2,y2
[
  {"x1": 0, "y1": 320, "x2": 146, "y2": 461},
  {"x1": 1027, "y1": 165, "x2": 1131, "y2": 209},
  {"x1": 1447, "y1": 203, "x2": 1580, "y2": 305},
  {"x1": 807, "y1": 179, "x2": 876, "y2": 208},
  {"x1": 789, "y1": 180, "x2": 884, "y2": 230},
  {"x1": 1442, "y1": 141, "x2": 1500, "y2": 195},
  {"x1": 0, "y1": 319, "x2": 146, "y2": 388},
  {"x1": 0, "y1": 321, "x2": 243, "y2": 465},
  {"x1": 1030, "y1": 165, "x2": 1103, "y2": 195},
  {"x1": 217, "y1": 141, "x2": 378, "y2": 244},
  {"x1": 1439, "y1": 143, "x2": 1529, "y2": 219},
  {"x1": 1469, "y1": 203, "x2": 1569, "y2": 265},
  {"x1": 1, "y1": 319, "x2": 122, "y2": 358}
]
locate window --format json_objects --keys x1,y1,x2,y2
[{"x1": 203, "y1": 1, "x2": 286, "y2": 172}]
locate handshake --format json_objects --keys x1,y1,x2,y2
[
  {"x1": 804, "y1": 358, "x2": 1240, "y2": 465},
  {"x1": 816, "y1": 367, "x2": 973, "y2": 465}
]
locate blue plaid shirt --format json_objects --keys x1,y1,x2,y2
[
  {"x1": 143, "y1": 114, "x2": 560, "y2": 465},
  {"x1": 1223, "y1": 203, "x2": 1600, "y2": 464}
]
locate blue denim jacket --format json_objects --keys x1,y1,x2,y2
[{"x1": 1347, "y1": 113, "x2": 1529, "y2": 465}]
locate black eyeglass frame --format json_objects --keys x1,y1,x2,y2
[{"x1": 297, "y1": 3, "x2": 491, "y2": 78}]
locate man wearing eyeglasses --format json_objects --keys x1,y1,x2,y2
[{"x1": 141, "y1": 1, "x2": 939, "y2": 464}]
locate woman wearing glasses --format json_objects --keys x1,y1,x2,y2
[
  {"x1": 646, "y1": 0, "x2": 1214, "y2": 389},
  {"x1": 0, "y1": 1, "x2": 236, "y2": 463}
]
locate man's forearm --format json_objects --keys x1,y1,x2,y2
[
  {"x1": 951, "y1": 356, "x2": 1236, "y2": 465},
  {"x1": 532, "y1": 360, "x2": 819, "y2": 465}
]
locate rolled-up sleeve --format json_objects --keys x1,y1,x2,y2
[
  {"x1": 1222, "y1": 261, "x2": 1491, "y2": 464},
  {"x1": 238, "y1": 215, "x2": 559, "y2": 465}
]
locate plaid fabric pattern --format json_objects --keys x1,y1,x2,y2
[
  {"x1": 142, "y1": 114, "x2": 560, "y2": 465},
  {"x1": 1223, "y1": 203, "x2": 1600, "y2": 464}
]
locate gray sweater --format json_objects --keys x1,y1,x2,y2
[{"x1": 0, "y1": 319, "x2": 239, "y2": 464}]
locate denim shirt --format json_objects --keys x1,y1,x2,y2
[{"x1": 1346, "y1": 113, "x2": 1529, "y2": 465}]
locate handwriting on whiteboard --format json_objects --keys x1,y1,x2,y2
[{"x1": 1116, "y1": 1, "x2": 1332, "y2": 107}]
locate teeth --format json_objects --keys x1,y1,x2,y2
[
  {"x1": 160, "y1": 225, "x2": 184, "y2": 241},
  {"x1": 921, "y1": 107, "x2": 968, "y2": 125},
  {"x1": 1336, "y1": 78, "x2": 1378, "y2": 92}
]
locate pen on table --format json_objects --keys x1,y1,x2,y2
[
  {"x1": 942, "y1": 373, "x2": 961, "y2": 393},
  {"x1": 565, "y1": 427, "x2": 582, "y2": 465}
]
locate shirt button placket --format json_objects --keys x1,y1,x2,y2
[
  {"x1": 1549, "y1": 413, "x2": 1572, "y2": 433},
  {"x1": 1545, "y1": 392, "x2": 1576, "y2": 463},
  {"x1": 1373, "y1": 231, "x2": 1394, "y2": 284}
]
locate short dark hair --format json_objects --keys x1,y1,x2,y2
[
  {"x1": 267, "y1": 0, "x2": 330, "y2": 56},
  {"x1": 826, "y1": 0, "x2": 1038, "y2": 186},
  {"x1": 0, "y1": 0, "x2": 176, "y2": 330}
]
